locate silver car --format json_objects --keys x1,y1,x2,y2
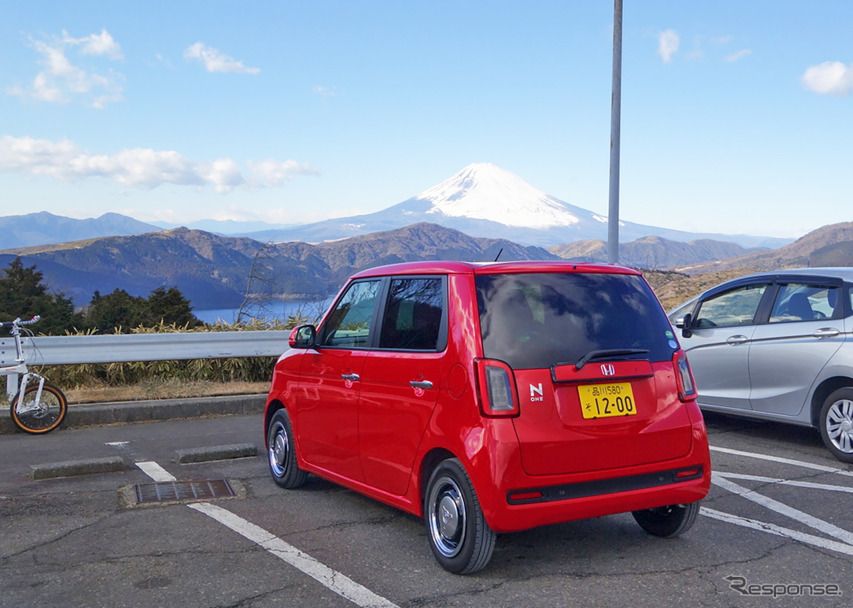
[{"x1": 671, "y1": 268, "x2": 853, "y2": 463}]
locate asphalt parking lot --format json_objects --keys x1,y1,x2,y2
[{"x1": 1, "y1": 400, "x2": 851, "y2": 608}]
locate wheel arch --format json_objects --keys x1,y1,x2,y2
[
  {"x1": 811, "y1": 376, "x2": 853, "y2": 427},
  {"x1": 264, "y1": 399, "x2": 286, "y2": 448},
  {"x1": 417, "y1": 447, "x2": 457, "y2": 517}
]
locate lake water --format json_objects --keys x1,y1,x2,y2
[{"x1": 194, "y1": 299, "x2": 331, "y2": 325}]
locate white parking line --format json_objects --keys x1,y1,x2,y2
[
  {"x1": 711, "y1": 473, "x2": 853, "y2": 546},
  {"x1": 132, "y1": 458, "x2": 398, "y2": 607},
  {"x1": 704, "y1": 445, "x2": 853, "y2": 557},
  {"x1": 715, "y1": 471, "x2": 853, "y2": 493},
  {"x1": 135, "y1": 461, "x2": 177, "y2": 482},
  {"x1": 710, "y1": 445, "x2": 853, "y2": 477},
  {"x1": 189, "y1": 503, "x2": 400, "y2": 608},
  {"x1": 701, "y1": 507, "x2": 853, "y2": 557}
]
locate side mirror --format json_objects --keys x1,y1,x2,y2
[
  {"x1": 288, "y1": 324, "x2": 317, "y2": 349},
  {"x1": 680, "y1": 313, "x2": 693, "y2": 339}
]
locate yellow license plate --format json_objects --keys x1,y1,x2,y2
[{"x1": 578, "y1": 383, "x2": 637, "y2": 419}]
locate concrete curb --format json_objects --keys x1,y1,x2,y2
[
  {"x1": 175, "y1": 442, "x2": 258, "y2": 464},
  {"x1": 1, "y1": 393, "x2": 266, "y2": 435},
  {"x1": 29, "y1": 456, "x2": 127, "y2": 480}
]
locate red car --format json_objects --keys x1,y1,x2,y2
[{"x1": 264, "y1": 261, "x2": 711, "y2": 574}]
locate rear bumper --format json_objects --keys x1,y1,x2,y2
[{"x1": 474, "y1": 409, "x2": 711, "y2": 534}]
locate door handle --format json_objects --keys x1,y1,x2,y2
[
  {"x1": 409, "y1": 380, "x2": 434, "y2": 390},
  {"x1": 725, "y1": 335, "x2": 749, "y2": 345},
  {"x1": 813, "y1": 328, "x2": 840, "y2": 338},
  {"x1": 341, "y1": 373, "x2": 360, "y2": 382}
]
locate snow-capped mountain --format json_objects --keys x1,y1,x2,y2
[
  {"x1": 242, "y1": 163, "x2": 787, "y2": 249},
  {"x1": 420, "y1": 163, "x2": 587, "y2": 229}
]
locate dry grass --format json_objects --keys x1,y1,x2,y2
[
  {"x1": 644, "y1": 268, "x2": 756, "y2": 311},
  {"x1": 64, "y1": 379, "x2": 269, "y2": 405}
]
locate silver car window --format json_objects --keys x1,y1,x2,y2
[
  {"x1": 769, "y1": 283, "x2": 839, "y2": 323},
  {"x1": 694, "y1": 283, "x2": 767, "y2": 328}
]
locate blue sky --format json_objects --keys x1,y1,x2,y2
[{"x1": 1, "y1": 1, "x2": 850, "y2": 239}]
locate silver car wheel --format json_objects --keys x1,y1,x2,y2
[{"x1": 825, "y1": 398, "x2": 853, "y2": 454}]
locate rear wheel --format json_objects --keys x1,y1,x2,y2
[
  {"x1": 424, "y1": 458, "x2": 496, "y2": 574},
  {"x1": 267, "y1": 409, "x2": 308, "y2": 489},
  {"x1": 632, "y1": 502, "x2": 700, "y2": 537},
  {"x1": 10, "y1": 382, "x2": 67, "y2": 434},
  {"x1": 819, "y1": 388, "x2": 853, "y2": 464}
]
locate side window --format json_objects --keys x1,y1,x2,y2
[
  {"x1": 769, "y1": 283, "x2": 839, "y2": 323},
  {"x1": 379, "y1": 277, "x2": 444, "y2": 350},
  {"x1": 320, "y1": 280, "x2": 381, "y2": 348},
  {"x1": 694, "y1": 283, "x2": 767, "y2": 329}
]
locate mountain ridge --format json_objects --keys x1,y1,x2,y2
[
  {"x1": 240, "y1": 163, "x2": 791, "y2": 249},
  {"x1": 0, "y1": 211, "x2": 162, "y2": 249},
  {"x1": 2, "y1": 221, "x2": 849, "y2": 317}
]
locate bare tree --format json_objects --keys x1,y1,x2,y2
[{"x1": 236, "y1": 243, "x2": 277, "y2": 323}]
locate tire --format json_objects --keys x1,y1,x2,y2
[
  {"x1": 424, "y1": 458, "x2": 496, "y2": 574},
  {"x1": 632, "y1": 502, "x2": 700, "y2": 538},
  {"x1": 10, "y1": 382, "x2": 67, "y2": 434},
  {"x1": 819, "y1": 387, "x2": 853, "y2": 464},
  {"x1": 267, "y1": 409, "x2": 308, "y2": 489}
]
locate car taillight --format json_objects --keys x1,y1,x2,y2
[
  {"x1": 674, "y1": 351, "x2": 696, "y2": 402},
  {"x1": 475, "y1": 359, "x2": 519, "y2": 417}
]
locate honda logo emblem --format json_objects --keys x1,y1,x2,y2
[{"x1": 600, "y1": 364, "x2": 616, "y2": 376}]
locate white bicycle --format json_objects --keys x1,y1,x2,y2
[{"x1": 1, "y1": 316, "x2": 67, "y2": 434}]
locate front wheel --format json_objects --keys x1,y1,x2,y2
[
  {"x1": 819, "y1": 387, "x2": 853, "y2": 463},
  {"x1": 10, "y1": 382, "x2": 67, "y2": 434},
  {"x1": 632, "y1": 502, "x2": 700, "y2": 537},
  {"x1": 424, "y1": 458, "x2": 496, "y2": 574},
  {"x1": 267, "y1": 409, "x2": 308, "y2": 489}
]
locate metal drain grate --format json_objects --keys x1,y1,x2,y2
[{"x1": 134, "y1": 479, "x2": 236, "y2": 505}]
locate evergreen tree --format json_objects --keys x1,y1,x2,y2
[
  {"x1": 144, "y1": 286, "x2": 200, "y2": 327},
  {"x1": 85, "y1": 288, "x2": 148, "y2": 333},
  {"x1": 0, "y1": 257, "x2": 82, "y2": 335}
]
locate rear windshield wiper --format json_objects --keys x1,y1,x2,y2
[{"x1": 575, "y1": 348, "x2": 649, "y2": 370}]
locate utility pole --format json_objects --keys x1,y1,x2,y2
[{"x1": 607, "y1": 0, "x2": 623, "y2": 264}]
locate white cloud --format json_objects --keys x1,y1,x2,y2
[
  {"x1": 658, "y1": 30, "x2": 680, "y2": 63},
  {"x1": 247, "y1": 159, "x2": 318, "y2": 188},
  {"x1": 184, "y1": 42, "x2": 260, "y2": 74},
  {"x1": 0, "y1": 135, "x2": 315, "y2": 192},
  {"x1": 62, "y1": 29, "x2": 124, "y2": 59},
  {"x1": 802, "y1": 61, "x2": 853, "y2": 96},
  {"x1": 724, "y1": 49, "x2": 752, "y2": 63},
  {"x1": 206, "y1": 159, "x2": 245, "y2": 193},
  {"x1": 6, "y1": 30, "x2": 124, "y2": 108}
]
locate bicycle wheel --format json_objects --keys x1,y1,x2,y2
[{"x1": 10, "y1": 382, "x2": 67, "y2": 434}]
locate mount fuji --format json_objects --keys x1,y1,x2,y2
[{"x1": 244, "y1": 163, "x2": 785, "y2": 249}]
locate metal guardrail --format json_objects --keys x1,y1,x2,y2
[{"x1": 0, "y1": 331, "x2": 290, "y2": 367}]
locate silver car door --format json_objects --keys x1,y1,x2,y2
[
  {"x1": 749, "y1": 283, "x2": 845, "y2": 418},
  {"x1": 682, "y1": 282, "x2": 768, "y2": 411}
]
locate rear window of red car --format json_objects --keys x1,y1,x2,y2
[{"x1": 476, "y1": 272, "x2": 677, "y2": 369}]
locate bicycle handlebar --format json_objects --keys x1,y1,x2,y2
[{"x1": 1, "y1": 315, "x2": 40, "y2": 330}]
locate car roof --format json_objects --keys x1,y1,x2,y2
[
  {"x1": 698, "y1": 267, "x2": 853, "y2": 298},
  {"x1": 349, "y1": 260, "x2": 642, "y2": 279},
  {"x1": 724, "y1": 267, "x2": 853, "y2": 283}
]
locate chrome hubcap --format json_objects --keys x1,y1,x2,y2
[
  {"x1": 268, "y1": 422, "x2": 289, "y2": 476},
  {"x1": 428, "y1": 475, "x2": 466, "y2": 558},
  {"x1": 826, "y1": 399, "x2": 853, "y2": 454},
  {"x1": 438, "y1": 495, "x2": 460, "y2": 539}
]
